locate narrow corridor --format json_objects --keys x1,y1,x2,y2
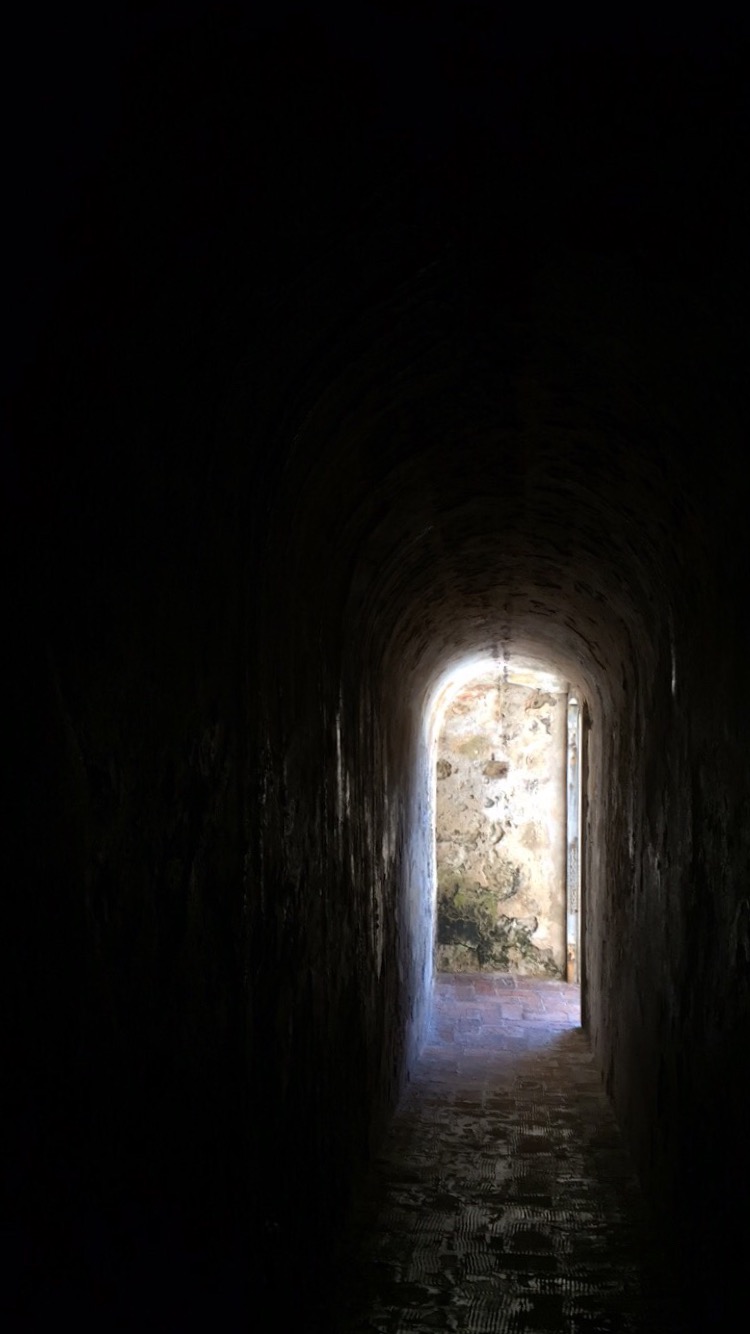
[
  {"x1": 8, "y1": 12, "x2": 749, "y2": 1326},
  {"x1": 335, "y1": 976, "x2": 683, "y2": 1334}
]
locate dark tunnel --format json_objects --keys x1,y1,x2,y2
[{"x1": 5, "y1": 5, "x2": 750, "y2": 1328}]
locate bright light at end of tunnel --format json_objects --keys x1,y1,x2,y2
[{"x1": 426, "y1": 652, "x2": 571, "y2": 754}]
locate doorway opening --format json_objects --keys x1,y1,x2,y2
[{"x1": 431, "y1": 661, "x2": 583, "y2": 986}]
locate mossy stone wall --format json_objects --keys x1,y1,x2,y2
[{"x1": 435, "y1": 674, "x2": 567, "y2": 974}]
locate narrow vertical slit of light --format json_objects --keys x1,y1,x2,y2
[{"x1": 566, "y1": 695, "x2": 581, "y2": 984}]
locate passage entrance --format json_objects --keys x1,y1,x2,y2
[{"x1": 434, "y1": 663, "x2": 581, "y2": 979}]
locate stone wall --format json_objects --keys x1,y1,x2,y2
[{"x1": 435, "y1": 673, "x2": 567, "y2": 974}]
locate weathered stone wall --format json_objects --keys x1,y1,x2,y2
[{"x1": 435, "y1": 674, "x2": 567, "y2": 974}]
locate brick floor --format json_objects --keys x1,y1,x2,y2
[{"x1": 332, "y1": 973, "x2": 684, "y2": 1334}]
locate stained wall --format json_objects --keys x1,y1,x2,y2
[{"x1": 435, "y1": 672, "x2": 567, "y2": 974}]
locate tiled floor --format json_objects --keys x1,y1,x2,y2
[{"x1": 333, "y1": 973, "x2": 683, "y2": 1334}]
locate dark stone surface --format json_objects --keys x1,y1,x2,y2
[
  {"x1": 5, "y1": 7, "x2": 750, "y2": 1327},
  {"x1": 333, "y1": 975, "x2": 685, "y2": 1333}
]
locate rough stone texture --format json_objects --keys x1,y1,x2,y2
[
  {"x1": 5, "y1": 10, "x2": 750, "y2": 1329},
  {"x1": 435, "y1": 674, "x2": 567, "y2": 975}
]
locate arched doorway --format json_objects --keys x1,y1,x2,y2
[{"x1": 433, "y1": 663, "x2": 582, "y2": 981}]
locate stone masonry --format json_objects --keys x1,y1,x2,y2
[{"x1": 436, "y1": 675, "x2": 568, "y2": 975}]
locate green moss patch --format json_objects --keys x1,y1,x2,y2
[{"x1": 437, "y1": 872, "x2": 559, "y2": 975}]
